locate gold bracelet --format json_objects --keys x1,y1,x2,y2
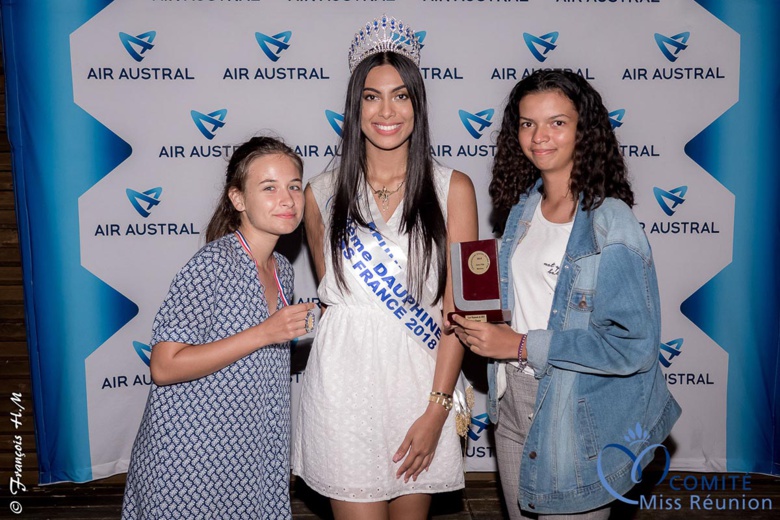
[{"x1": 428, "y1": 392, "x2": 453, "y2": 411}]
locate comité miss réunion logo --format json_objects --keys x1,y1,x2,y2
[
  {"x1": 597, "y1": 423, "x2": 672, "y2": 505},
  {"x1": 119, "y1": 31, "x2": 156, "y2": 62}
]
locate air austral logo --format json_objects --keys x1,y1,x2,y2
[
  {"x1": 191, "y1": 109, "x2": 228, "y2": 140},
  {"x1": 291, "y1": 110, "x2": 346, "y2": 159},
  {"x1": 400, "y1": 30, "x2": 461, "y2": 80},
  {"x1": 126, "y1": 187, "x2": 162, "y2": 218},
  {"x1": 100, "y1": 341, "x2": 153, "y2": 389},
  {"x1": 622, "y1": 31, "x2": 722, "y2": 81},
  {"x1": 609, "y1": 109, "x2": 626, "y2": 129},
  {"x1": 465, "y1": 413, "x2": 495, "y2": 458},
  {"x1": 87, "y1": 30, "x2": 192, "y2": 81},
  {"x1": 119, "y1": 31, "x2": 156, "y2": 62},
  {"x1": 654, "y1": 185, "x2": 687, "y2": 216},
  {"x1": 523, "y1": 32, "x2": 558, "y2": 62},
  {"x1": 157, "y1": 109, "x2": 239, "y2": 160},
  {"x1": 610, "y1": 110, "x2": 659, "y2": 158},
  {"x1": 459, "y1": 109, "x2": 494, "y2": 139},
  {"x1": 325, "y1": 110, "x2": 345, "y2": 138},
  {"x1": 222, "y1": 30, "x2": 327, "y2": 81},
  {"x1": 255, "y1": 31, "x2": 292, "y2": 62},
  {"x1": 493, "y1": 31, "x2": 591, "y2": 82},
  {"x1": 640, "y1": 185, "x2": 718, "y2": 235},
  {"x1": 654, "y1": 32, "x2": 690, "y2": 62},
  {"x1": 392, "y1": 30, "x2": 426, "y2": 49},
  {"x1": 467, "y1": 413, "x2": 490, "y2": 442},
  {"x1": 660, "y1": 337, "x2": 714, "y2": 386},
  {"x1": 433, "y1": 109, "x2": 497, "y2": 158},
  {"x1": 95, "y1": 187, "x2": 198, "y2": 238},
  {"x1": 659, "y1": 338, "x2": 683, "y2": 368},
  {"x1": 133, "y1": 341, "x2": 152, "y2": 367}
]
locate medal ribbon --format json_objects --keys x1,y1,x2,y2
[{"x1": 234, "y1": 230, "x2": 289, "y2": 307}]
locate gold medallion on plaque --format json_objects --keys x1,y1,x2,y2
[
  {"x1": 448, "y1": 239, "x2": 512, "y2": 324},
  {"x1": 467, "y1": 251, "x2": 490, "y2": 275}
]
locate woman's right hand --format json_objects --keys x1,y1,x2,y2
[
  {"x1": 151, "y1": 302, "x2": 317, "y2": 386},
  {"x1": 449, "y1": 314, "x2": 522, "y2": 360},
  {"x1": 256, "y1": 302, "x2": 316, "y2": 346}
]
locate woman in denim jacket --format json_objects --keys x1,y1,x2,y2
[{"x1": 451, "y1": 70, "x2": 681, "y2": 518}]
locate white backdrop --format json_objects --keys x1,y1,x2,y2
[{"x1": 64, "y1": 0, "x2": 738, "y2": 477}]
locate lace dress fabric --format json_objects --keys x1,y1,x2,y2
[{"x1": 292, "y1": 166, "x2": 464, "y2": 502}]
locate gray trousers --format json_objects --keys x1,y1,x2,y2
[{"x1": 494, "y1": 365, "x2": 611, "y2": 520}]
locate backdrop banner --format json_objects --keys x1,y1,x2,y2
[{"x1": 2, "y1": 0, "x2": 777, "y2": 494}]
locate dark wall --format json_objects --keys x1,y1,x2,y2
[{"x1": 0, "y1": 41, "x2": 38, "y2": 486}]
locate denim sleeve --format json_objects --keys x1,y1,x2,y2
[{"x1": 526, "y1": 243, "x2": 661, "y2": 377}]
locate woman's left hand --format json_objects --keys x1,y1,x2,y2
[
  {"x1": 449, "y1": 315, "x2": 521, "y2": 360},
  {"x1": 393, "y1": 404, "x2": 448, "y2": 482}
]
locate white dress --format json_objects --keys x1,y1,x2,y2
[{"x1": 292, "y1": 165, "x2": 465, "y2": 502}]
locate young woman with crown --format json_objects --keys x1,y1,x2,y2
[
  {"x1": 291, "y1": 15, "x2": 478, "y2": 520},
  {"x1": 450, "y1": 70, "x2": 681, "y2": 518},
  {"x1": 121, "y1": 137, "x2": 315, "y2": 520}
]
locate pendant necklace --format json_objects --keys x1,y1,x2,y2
[{"x1": 368, "y1": 178, "x2": 406, "y2": 212}]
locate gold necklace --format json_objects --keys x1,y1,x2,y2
[{"x1": 368, "y1": 178, "x2": 406, "y2": 212}]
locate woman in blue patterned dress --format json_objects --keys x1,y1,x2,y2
[{"x1": 122, "y1": 136, "x2": 315, "y2": 520}]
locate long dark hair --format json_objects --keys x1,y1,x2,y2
[
  {"x1": 328, "y1": 52, "x2": 447, "y2": 303},
  {"x1": 489, "y1": 69, "x2": 633, "y2": 233},
  {"x1": 205, "y1": 136, "x2": 303, "y2": 242}
]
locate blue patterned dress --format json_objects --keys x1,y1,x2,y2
[{"x1": 122, "y1": 234, "x2": 293, "y2": 520}]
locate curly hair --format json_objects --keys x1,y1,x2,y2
[{"x1": 489, "y1": 69, "x2": 633, "y2": 233}]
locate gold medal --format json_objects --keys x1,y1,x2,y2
[
  {"x1": 467, "y1": 251, "x2": 490, "y2": 275},
  {"x1": 304, "y1": 309, "x2": 316, "y2": 334}
]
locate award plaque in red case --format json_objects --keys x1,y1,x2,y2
[{"x1": 448, "y1": 239, "x2": 512, "y2": 323}]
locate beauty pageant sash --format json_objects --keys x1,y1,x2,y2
[
  {"x1": 341, "y1": 218, "x2": 473, "y2": 435},
  {"x1": 342, "y1": 218, "x2": 442, "y2": 357}
]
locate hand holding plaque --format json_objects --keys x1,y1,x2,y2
[{"x1": 448, "y1": 239, "x2": 511, "y2": 323}]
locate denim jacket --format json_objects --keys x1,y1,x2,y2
[{"x1": 487, "y1": 183, "x2": 681, "y2": 514}]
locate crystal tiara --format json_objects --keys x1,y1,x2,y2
[{"x1": 347, "y1": 15, "x2": 421, "y2": 73}]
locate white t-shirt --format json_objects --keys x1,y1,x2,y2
[{"x1": 496, "y1": 201, "x2": 574, "y2": 398}]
